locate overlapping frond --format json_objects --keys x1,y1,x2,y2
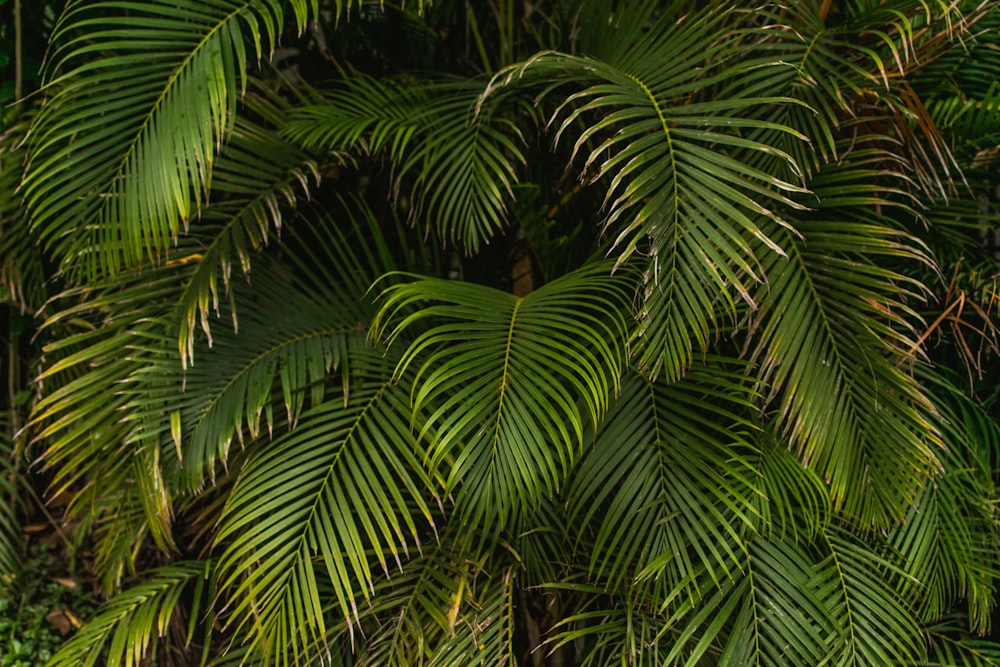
[
  {"x1": 371, "y1": 261, "x2": 630, "y2": 527},
  {"x1": 0, "y1": 115, "x2": 45, "y2": 312},
  {"x1": 145, "y1": 251, "x2": 372, "y2": 492},
  {"x1": 891, "y1": 368, "x2": 1000, "y2": 631},
  {"x1": 288, "y1": 77, "x2": 526, "y2": 251},
  {"x1": 23, "y1": 0, "x2": 322, "y2": 280},
  {"x1": 567, "y1": 364, "x2": 760, "y2": 589},
  {"x1": 47, "y1": 560, "x2": 214, "y2": 667},
  {"x1": 216, "y1": 353, "x2": 436, "y2": 665},
  {"x1": 749, "y1": 166, "x2": 941, "y2": 526},
  {"x1": 486, "y1": 8, "x2": 807, "y2": 379},
  {"x1": 926, "y1": 620, "x2": 1000, "y2": 667},
  {"x1": 31, "y1": 266, "x2": 192, "y2": 585},
  {"x1": 175, "y1": 83, "x2": 324, "y2": 363},
  {"x1": 815, "y1": 525, "x2": 925, "y2": 665}
]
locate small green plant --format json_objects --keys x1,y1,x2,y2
[{"x1": 0, "y1": 545, "x2": 94, "y2": 667}]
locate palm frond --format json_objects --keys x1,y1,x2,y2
[
  {"x1": 288, "y1": 77, "x2": 526, "y2": 251},
  {"x1": 925, "y1": 618, "x2": 1000, "y2": 667},
  {"x1": 147, "y1": 247, "x2": 372, "y2": 492},
  {"x1": 567, "y1": 364, "x2": 760, "y2": 590},
  {"x1": 216, "y1": 352, "x2": 436, "y2": 665},
  {"x1": 712, "y1": 538, "x2": 835, "y2": 667},
  {"x1": 175, "y1": 82, "x2": 324, "y2": 363},
  {"x1": 31, "y1": 267, "x2": 192, "y2": 586},
  {"x1": 0, "y1": 414, "x2": 23, "y2": 581},
  {"x1": 0, "y1": 114, "x2": 45, "y2": 312},
  {"x1": 815, "y1": 525, "x2": 925, "y2": 666},
  {"x1": 749, "y1": 165, "x2": 941, "y2": 526},
  {"x1": 23, "y1": 0, "x2": 322, "y2": 280},
  {"x1": 46, "y1": 560, "x2": 214, "y2": 667},
  {"x1": 749, "y1": 431, "x2": 830, "y2": 545},
  {"x1": 891, "y1": 368, "x2": 1000, "y2": 631},
  {"x1": 371, "y1": 261, "x2": 631, "y2": 527},
  {"x1": 486, "y1": 6, "x2": 808, "y2": 379}
]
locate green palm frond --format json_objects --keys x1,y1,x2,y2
[
  {"x1": 46, "y1": 560, "x2": 214, "y2": 667},
  {"x1": 175, "y1": 83, "x2": 324, "y2": 363},
  {"x1": 567, "y1": 365, "x2": 760, "y2": 590},
  {"x1": 371, "y1": 261, "x2": 631, "y2": 527},
  {"x1": 927, "y1": 82, "x2": 1000, "y2": 168},
  {"x1": 424, "y1": 567, "x2": 517, "y2": 667},
  {"x1": 0, "y1": 115, "x2": 45, "y2": 312},
  {"x1": 891, "y1": 368, "x2": 1000, "y2": 631},
  {"x1": 925, "y1": 619, "x2": 1000, "y2": 667},
  {"x1": 146, "y1": 249, "x2": 372, "y2": 492},
  {"x1": 712, "y1": 538, "x2": 835, "y2": 667},
  {"x1": 0, "y1": 415, "x2": 23, "y2": 581},
  {"x1": 283, "y1": 75, "x2": 425, "y2": 160},
  {"x1": 487, "y1": 7, "x2": 807, "y2": 379},
  {"x1": 31, "y1": 266, "x2": 192, "y2": 585},
  {"x1": 23, "y1": 0, "x2": 323, "y2": 280},
  {"x1": 749, "y1": 167, "x2": 940, "y2": 526},
  {"x1": 216, "y1": 352, "x2": 436, "y2": 665},
  {"x1": 816, "y1": 525, "x2": 925, "y2": 666},
  {"x1": 547, "y1": 579, "x2": 673, "y2": 667},
  {"x1": 750, "y1": 431, "x2": 830, "y2": 545},
  {"x1": 288, "y1": 77, "x2": 526, "y2": 251}
]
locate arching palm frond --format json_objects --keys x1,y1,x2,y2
[
  {"x1": 141, "y1": 200, "x2": 399, "y2": 493},
  {"x1": 890, "y1": 368, "x2": 1000, "y2": 631},
  {"x1": 288, "y1": 77, "x2": 527, "y2": 251},
  {"x1": 749, "y1": 165, "x2": 940, "y2": 526},
  {"x1": 711, "y1": 538, "x2": 836, "y2": 667},
  {"x1": 815, "y1": 525, "x2": 925, "y2": 666},
  {"x1": 31, "y1": 265, "x2": 194, "y2": 586},
  {"x1": 755, "y1": 0, "x2": 975, "y2": 199},
  {"x1": 23, "y1": 0, "x2": 322, "y2": 281},
  {"x1": 216, "y1": 352, "x2": 436, "y2": 666},
  {"x1": 487, "y1": 7, "x2": 807, "y2": 380},
  {"x1": 0, "y1": 116, "x2": 45, "y2": 312},
  {"x1": 371, "y1": 261, "x2": 631, "y2": 528},
  {"x1": 139, "y1": 257, "x2": 371, "y2": 493},
  {"x1": 926, "y1": 619, "x2": 1000, "y2": 667},
  {"x1": 546, "y1": 580, "x2": 672, "y2": 667},
  {"x1": 748, "y1": 431, "x2": 831, "y2": 546},
  {"x1": 566, "y1": 364, "x2": 760, "y2": 591},
  {"x1": 46, "y1": 560, "x2": 215, "y2": 667},
  {"x1": 174, "y1": 82, "x2": 325, "y2": 364}
]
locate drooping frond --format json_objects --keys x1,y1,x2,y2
[
  {"x1": 31, "y1": 265, "x2": 193, "y2": 585},
  {"x1": 216, "y1": 352, "x2": 436, "y2": 665},
  {"x1": 175, "y1": 83, "x2": 325, "y2": 363},
  {"x1": 926, "y1": 619, "x2": 1000, "y2": 667},
  {"x1": 815, "y1": 525, "x2": 926, "y2": 665},
  {"x1": 146, "y1": 242, "x2": 374, "y2": 492},
  {"x1": 23, "y1": 0, "x2": 322, "y2": 280},
  {"x1": 0, "y1": 115, "x2": 45, "y2": 312},
  {"x1": 486, "y1": 5, "x2": 807, "y2": 379},
  {"x1": 371, "y1": 261, "x2": 631, "y2": 527},
  {"x1": 46, "y1": 560, "x2": 215, "y2": 667},
  {"x1": 890, "y1": 368, "x2": 1000, "y2": 631},
  {"x1": 288, "y1": 77, "x2": 526, "y2": 251},
  {"x1": 749, "y1": 164, "x2": 941, "y2": 526},
  {"x1": 567, "y1": 364, "x2": 760, "y2": 590}
]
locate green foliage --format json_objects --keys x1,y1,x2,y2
[
  {"x1": 1, "y1": 0, "x2": 999, "y2": 665},
  {"x1": 0, "y1": 546, "x2": 95, "y2": 667}
]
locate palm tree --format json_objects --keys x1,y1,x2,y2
[{"x1": 6, "y1": 0, "x2": 1000, "y2": 664}]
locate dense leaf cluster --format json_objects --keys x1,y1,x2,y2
[{"x1": 2, "y1": 0, "x2": 1000, "y2": 665}]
